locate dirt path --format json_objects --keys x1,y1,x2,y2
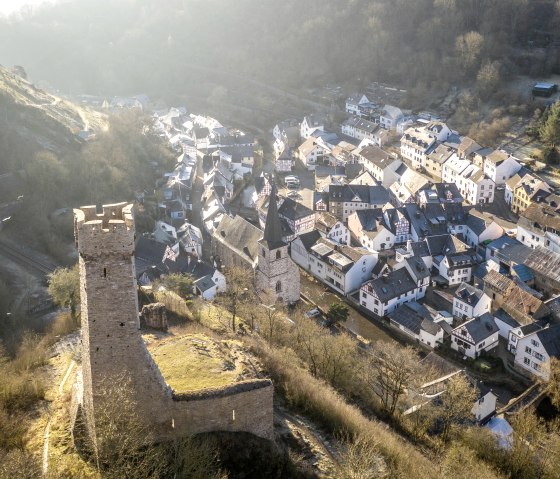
[{"x1": 42, "y1": 358, "x2": 76, "y2": 476}]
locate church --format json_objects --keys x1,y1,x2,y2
[{"x1": 212, "y1": 184, "x2": 300, "y2": 303}]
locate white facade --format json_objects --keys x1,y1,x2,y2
[
  {"x1": 348, "y1": 211, "x2": 395, "y2": 252},
  {"x1": 435, "y1": 256, "x2": 475, "y2": 286},
  {"x1": 483, "y1": 156, "x2": 521, "y2": 185},
  {"x1": 465, "y1": 221, "x2": 504, "y2": 247},
  {"x1": 322, "y1": 221, "x2": 350, "y2": 246},
  {"x1": 453, "y1": 292, "x2": 492, "y2": 319},
  {"x1": 451, "y1": 319, "x2": 499, "y2": 359},
  {"x1": 290, "y1": 238, "x2": 377, "y2": 295},
  {"x1": 472, "y1": 390, "x2": 497, "y2": 423},
  {"x1": 514, "y1": 331, "x2": 553, "y2": 380},
  {"x1": 300, "y1": 116, "x2": 325, "y2": 139},
  {"x1": 442, "y1": 157, "x2": 495, "y2": 205}
]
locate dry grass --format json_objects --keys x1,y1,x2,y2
[
  {"x1": 250, "y1": 340, "x2": 464, "y2": 479},
  {"x1": 147, "y1": 333, "x2": 256, "y2": 393}
]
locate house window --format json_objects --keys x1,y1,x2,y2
[
  {"x1": 534, "y1": 352, "x2": 544, "y2": 361},
  {"x1": 524, "y1": 357, "x2": 530, "y2": 365},
  {"x1": 525, "y1": 346, "x2": 532, "y2": 354},
  {"x1": 362, "y1": 291, "x2": 367, "y2": 298},
  {"x1": 275, "y1": 281, "x2": 282, "y2": 293},
  {"x1": 374, "y1": 299, "x2": 379, "y2": 305},
  {"x1": 531, "y1": 339, "x2": 540, "y2": 348}
]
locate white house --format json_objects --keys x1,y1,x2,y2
[
  {"x1": 315, "y1": 212, "x2": 350, "y2": 245},
  {"x1": 387, "y1": 302, "x2": 444, "y2": 348},
  {"x1": 517, "y1": 201, "x2": 560, "y2": 253},
  {"x1": 433, "y1": 251, "x2": 478, "y2": 286},
  {"x1": 176, "y1": 221, "x2": 204, "y2": 258},
  {"x1": 300, "y1": 115, "x2": 325, "y2": 139},
  {"x1": 357, "y1": 145, "x2": 403, "y2": 188},
  {"x1": 483, "y1": 150, "x2": 522, "y2": 185},
  {"x1": 513, "y1": 324, "x2": 560, "y2": 380},
  {"x1": 290, "y1": 236, "x2": 378, "y2": 295},
  {"x1": 193, "y1": 268, "x2": 227, "y2": 300},
  {"x1": 453, "y1": 283, "x2": 492, "y2": 319},
  {"x1": 297, "y1": 138, "x2": 329, "y2": 170},
  {"x1": 442, "y1": 156, "x2": 495, "y2": 205},
  {"x1": 471, "y1": 381, "x2": 498, "y2": 424},
  {"x1": 379, "y1": 105, "x2": 404, "y2": 131},
  {"x1": 360, "y1": 257, "x2": 430, "y2": 317},
  {"x1": 348, "y1": 209, "x2": 395, "y2": 251},
  {"x1": 465, "y1": 212, "x2": 504, "y2": 248},
  {"x1": 400, "y1": 127, "x2": 438, "y2": 170},
  {"x1": 451, "y1": 313, "x2": 499, "y2": 359},
  {"x1": 345, "y1": 94, "x2": 370, "y2": 116},
  {"x1": 341, "y1": 116, "x2": 384, "y2": 144}
]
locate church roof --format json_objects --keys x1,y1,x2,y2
[{"x1": 261, "y1": 183, "x2": 286, "y2": 249}]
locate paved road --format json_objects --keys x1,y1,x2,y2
[{"x1": 299, "y1": 273, "x2": 395, "y2": 344}]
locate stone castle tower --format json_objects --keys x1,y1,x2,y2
[
  {"x1": 255, "y1": 185, "x2": 300, "y2": 303},
  {"x1": 74, "y1": 203, "x2": 171, "y2": 438},
  {"x1": 74, "y1": 203, "x2": 274, "y2": 443}
]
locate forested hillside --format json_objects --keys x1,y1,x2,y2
[{"x1": 0, "y1": 0, "x2": 559, "y2": 96}]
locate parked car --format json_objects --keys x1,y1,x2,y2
[{"x1": 304, "y1": 308, "x2": 321, "y2": 318}]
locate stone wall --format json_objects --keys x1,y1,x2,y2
[
  {"x1": 255, "y1": 243, "x2": 300, "y2": 303},
  {"x1": 75, "y1": 203, "x2": 274, "y2": 444},
  {"x1": 141, "y1": 303, "x2": 168, "y2": 331}
]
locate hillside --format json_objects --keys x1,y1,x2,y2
[
  {"x1": 0, "y1": 65, "x2": 107, "y2": 173},
  {"x1": 0, "y1": 0, "x2": 559, "y2": 97}
]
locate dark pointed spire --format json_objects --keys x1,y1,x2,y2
[{"x1": 262, "y1": 183, "x2": 285, "y2": 248}]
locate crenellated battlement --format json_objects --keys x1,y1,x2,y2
[{"x1": 74, "y1": 203, "x2": 135, "y2": 257}]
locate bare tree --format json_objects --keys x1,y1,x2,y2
[
  {"x1": 337, "y1": 434, "x2": 387, "y2": 479},
  {"x1": 441, "y1": 444, "x2": 500, "y2": 479},
  {"x1": 216, "y1": 266, "x2": 254, "y2": 333},
  {"x1": 542, "y1": 357, "x2": 560, "y2": 410},
  {"x1": 436, "y1": 375, "x2": 477, "y2": 443},
  {"x1": 362, "y1": 341, "x2": 421, "y2": 416}
]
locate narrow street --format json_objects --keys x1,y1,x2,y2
[{"x1": 299, "y1": 273, "x2": 395, "y2": 344}]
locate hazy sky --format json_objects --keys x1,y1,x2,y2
[{"x1": 0, "y1": 0, "x2": 51, "y2": 15}]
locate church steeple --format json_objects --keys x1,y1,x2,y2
[{"x1": 261, "y1": 183, "x2": 285, "y2": 249}]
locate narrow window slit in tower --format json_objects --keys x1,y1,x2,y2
[{"x1": 103, "y1": 268, "x2": 107, "y2": 278}]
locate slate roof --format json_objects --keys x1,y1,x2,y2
[
  {"x1": 536, "y1": 324, "x2": 560, "y2": 357},
  {"x1": 434, "y1": 183, "x2": 463, "y2": 202},
  {"x1": 261, "y1": 184, "x2": 285, "y2": 248},
  {"x1": 354, "y1": 209, "x2": 384, "y2": 232},
  {"x1": 486, "y1": 236, "x2": 522, "y2": 252},
  {"x1": 364, "y1": 268, "x2": 418, "y2": 302},
  {"x1": 410, "y1": 241, "x2": 430, "y2": 257},
  {"x1": 193, "y1": 274, "x2": 217, "y2": 293},
  {"x1": 278, "y1": 197, "x2": 315, "y2": 221},
  {"x1": 496, "y1": 243, "x2": 532, "y2": 266},
  {"x1": 388, "y1": 302, "x2": 442, "y2": 336},
  {"x1": 455, "y1": 313, "x2": 499, "y2": 344},
  {"x1": 213, "y1": 214, "x2": 262, "y2": 266},
  {"x1": 404, "y1": 256, "x2": 430, "y2": 282},
  {"x1": 466, "y1": 214, "x2": 489, "y2": 236},
  {"x1": 455, "y1": 283, "x2": 486, "y2": 307},
  {"x1": 358, "y1": 145, "x2": 397, "y2": 169},
  {"x1": 295, "y1": 230, "x2": 322, "y2": 251},
  {"x1": 328, "y1": 184, "x2": 390, "y2": 205}
]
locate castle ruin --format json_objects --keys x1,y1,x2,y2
[{"x1": 73, "y1": 203, "x2": 273, "y2": 445}]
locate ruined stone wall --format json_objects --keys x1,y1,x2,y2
[
  {"x1": 75, "y1": 203, "x2": 274, "y2": 443},
  {"x1": 168, "y1": 380, "x2": 274, "y2": 441}
]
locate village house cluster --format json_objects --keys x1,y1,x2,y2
[
  {"x1": 137, "y1": 91, "x2": 560, "y2": 430},
  {"x1": 266, "y1": 92, "x2": 560, "y2": 386}
]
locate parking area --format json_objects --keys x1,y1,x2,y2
[{"x1": 277, "y1": 167, "x2": 316, "y2": 210}]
